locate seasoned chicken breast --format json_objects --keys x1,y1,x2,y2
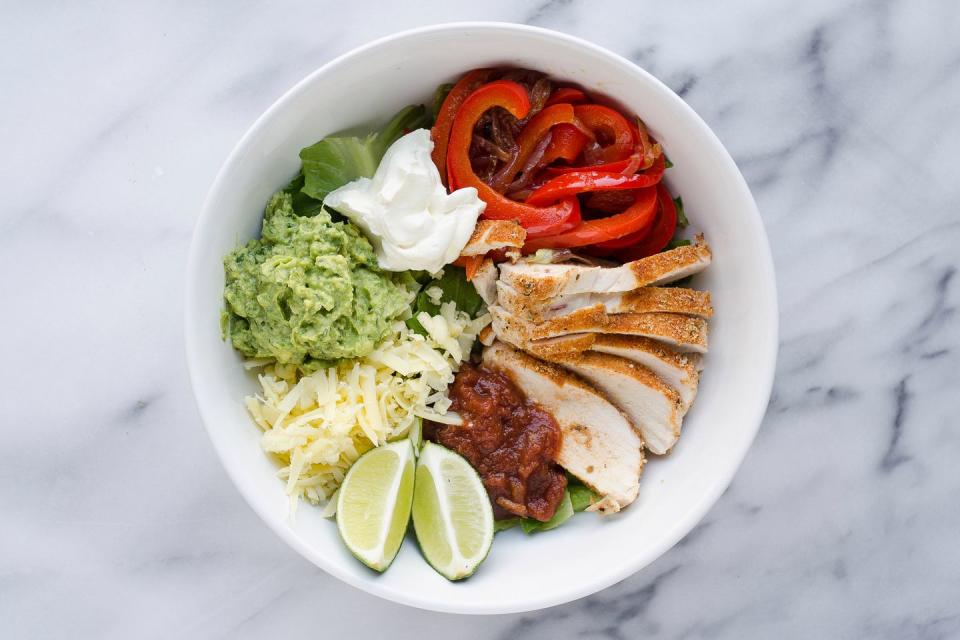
[
  {"x1": 590, "y1": 334, "x2": 701, "y2": 407},
  {"x1": 471, "y1": 258, "x2": 499, "y2": 307},
  {"x1": 497, "y1": 282, "x2": 713, "y2": 323},
  {"x1": 546, "y1": 351, "x2": 687, "y2": 455},
  {"x1": 482, "y1": 342, "x2": 644, "y2": 511},
  {"x1": 460, "y1": 219, "x2": 526, "y2": 256},
  {"x1": 490, "y1": 305, "x2": 709, "y2": 353},
  {"x1": 498, "y1": 235, "x2": 711, "y2": 301}
]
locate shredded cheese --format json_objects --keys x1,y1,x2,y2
[{"x1": 246, "y1": 304, "x2": 490, "y2": 519}]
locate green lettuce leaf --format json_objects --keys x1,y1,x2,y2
[
  {"x1": 494, "y1": 518, "x2": 521, "y2": 533},
  {"x1": 298, "y1": 104, "x2": 430, "y2": 202},
  {"x1": 673, "y1": 196, "x2": 689, "y2": 228},
  {"x1": 568, "y1": 480, "x2": 600, "y2": 512},
  {"x1": 280, "y1": 172, "x2": 324, "y2": 217},
  {"x1": 406, "y1": 265, "x2": 485, "y2": 335},
  {"x1": 521, "y1": 490, "x2": 575, "y2": 534},
  {"x1": 431, "y1": 83, "x2": 454, "y2": 120}
]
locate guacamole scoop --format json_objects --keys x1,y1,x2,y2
[{"x1": 223, "y1": 192, "x2": 412, "y2": 368}]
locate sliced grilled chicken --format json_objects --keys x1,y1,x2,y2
[
  {"x1": 490, "y1": 305, "x2": 709, "y2": 353},
  {"x1": 524, "y1": 333, "x2": 596, "y2": 359},
  {"x1": 482, "y1": 341, "x2": 644, "y2": 511},
  {"x1": 590, "y1": 335, "x2": 701, "y2": 407},
  {"x1": 548, "y1": 351, "x2": 686, "y2": 455},
  {"x1": 460, "y1": 219, "x2": 526, "y2": 256},
  {"x1": 478, "y1": 324, "x2": 496, "y2": 346},
  {"x1": 617, "y1": 287, "x2": 713, "y2": 317},
  {"x1": 471, "y1": 258, "x2": 499, "y2": 307},
  {"x1": 497, "y1": 282, "x2": 713, "y2": 322},
  {"x1": 498, "y1": 235, "x2": 711, "y2": 301}
]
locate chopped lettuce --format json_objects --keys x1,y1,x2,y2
[
  {"x1": 521, "y1": 490, "x2": 575, "y2": 534},
  {"x1": 297, "y1": 104, "x2": 430, "y2": 203},
  {"x1": 407, "y1": 266, "x2": 485, "y2": 335},
  {"x1": 494, "y1": 518, "x2": 521, "y2": 533},
  {"x1": 568, "y1": 480, "x2": 599, "y2": 512},
  {"x1": 494, "y1": 476, "x2": 601, "y2": 535},
  {"x1": 280, "y1": 172, "x2": 325, "y2": 217},
  {"x1": 673, "y1": 196, "x2": 689, "y2": 228},
  {"x1": 431, "y1": 83, "x2": 454, "y2": 120}
]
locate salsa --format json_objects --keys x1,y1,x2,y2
[{"x1": 426, "y1": 363, "x2": 566, "y2": 521}]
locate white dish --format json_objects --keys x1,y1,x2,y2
[{"x1": 185, "y1": 22, "x2": 778, "y2": 615}]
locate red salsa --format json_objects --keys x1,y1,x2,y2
[{"x1": 426, "y1": 363, "x2": 567, "y2": 521}]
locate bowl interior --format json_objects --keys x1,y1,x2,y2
[{"x1": 186, "y1": 23, "x2": 777, "y2": 614}]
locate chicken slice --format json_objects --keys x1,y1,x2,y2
[
  {"x1": 546, "y1": 351, "x2": 687, "y2": 455},
  {"x1": 478, "y1": 324, "x2": 496, "y2": 346},
  {"x1": 524, "y1": 334, "x2": 596, "y2": 359},
  {"x1": 460, "y1": 219, "x2": 526, "y2": 256},
  {"x1": 590, "y1": 335, "x2": 701, "y2": 407},
  {"x1": 498, "y1": 235, "x2": 711, "y2": 301},
  {"x1": 490, "y1": 305, "x2": 709, "y2": 353},
  {"x1": 497, "y1": 282, "x2": 713, "y2": 322},
  {"x1": 482, "y1": 341, "x2": 644, "y2": 511},
  {"x1": 471, "y1": 258, "x2": 499, "y2": 307}
]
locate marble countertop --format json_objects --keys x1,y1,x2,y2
[{"x1": 3, "y1": 1, "x2": 958, "y2": 638}]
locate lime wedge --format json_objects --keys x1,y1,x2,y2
[
  {"x1": 412, "y1": 442, "x2": 493, "y2": 580},
  {"x1": 336, "y1": 440, "x2": 415, "y2": 572}
]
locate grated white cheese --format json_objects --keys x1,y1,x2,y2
[{"x1": 246, "y1": 309, "x2": 491, "y2": 519}]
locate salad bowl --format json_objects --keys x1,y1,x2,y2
[{"x1": 185, "y1": 22, "x2": 778, "y2": 614}]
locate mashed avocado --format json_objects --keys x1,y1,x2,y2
[{"x1": 223, "y1": 192, "x2": 412, "y2": 368}]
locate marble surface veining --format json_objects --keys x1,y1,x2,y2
[{"x1": 2, "y1": 1, "x2": 959, "y2": 638}]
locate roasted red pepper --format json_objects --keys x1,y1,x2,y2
[
  {"x1": 545, "y1": 87, "x2": 588, "y2": 106},
  {"x1": 574, "y1": 104, "x2": 636, "y2": 163},
  {"x1": 447, "y1": 80, "x2": 581, "y2": 237},
  {"x1": 541, "y1": 123, "x2": 590, "y2": 166},
  {"x1": 525, "y1": 169, "x2": 663, "y2": 206},
  {"x1": 592, "y1": 224, "x2": 650, "y2": 250},
  {"x1": 453, "y1": 255, "x2": 485, "y2": 280},
  {"x1": 545, "y1": 155, "x2": 636, "y2": 175},
  {"x1": 431, "y1": 68, "x2": 493, "y2": 186},
  {"x1": 488, "y1": 103, "x2": 581, "y2": 192},
  {"x1": 524, "y1": 187, "x2": 658, "y2": 251},
  {"x1": 615, "y1": 184, "x2": 678, "y2": 259}
]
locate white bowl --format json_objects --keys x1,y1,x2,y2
[{"x1": 185, "y1": 22, "x2": 777, "y2": 615}]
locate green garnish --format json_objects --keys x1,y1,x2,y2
[
  {"x1": 407, "y1": 266, "x2": 485, "y2": 335},
  {"x1": 494, "y1": 518, "x2": 522, "y2": 533},
  {"x1": 431, "y1": 83, "x2": 454, "y2": 120},
  {"x1": 298, "y1": 104, "x2": 430, "y2": 202},
  {"x1": 568, "y1": 480, "x2": 600, "y2": 512},
  {"x1": 673, "y1": 196, "x2": 689, "y2": 228}
]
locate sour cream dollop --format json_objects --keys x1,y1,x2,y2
[{"x1": 324, "y1": 129, "x2": 486, "y2": 273}]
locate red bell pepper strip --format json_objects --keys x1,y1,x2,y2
[
  {"x1": 545, "y1": 154, "x2": 637, "y2": 176},
  {"x1": 545, "y1": 87, "x2": 588, "y2": 106},
  {"x1": 430, "y1": 68, "x2": 493, "y2": 187},
  {"x1": 488, "y1": 103, "x2": 580, "y2": 192},
  {"x1": 453, "y1": 255, "x2": 485, "y2": 280},
  {"x1": 585, "y1": 189, "x2": 640, "y2": 214},
  {"x1": 641, "y1": 152, "x2": 666, "y2": 180},
  {"x1": 523, "y1": 187, "x2": 658, "y2": 251},
  {"x1": 541, "y1": 123, "x2": 590, "y2": 166},
  {"x1": 447, "y1": 80, "x2": 581, "y2": 237},
  {"x1": 592, "y1": 224, "x2": 650, "y2": 250},
  {"x1": 615, "y1": 184, "x2": 678, "y2": 259},
  {"x1": 525, "y1": 169, "x2": 663, "y2": 206},
  {"x1": 574, "y1": 104, "x2": 636, "y2": 163}
]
